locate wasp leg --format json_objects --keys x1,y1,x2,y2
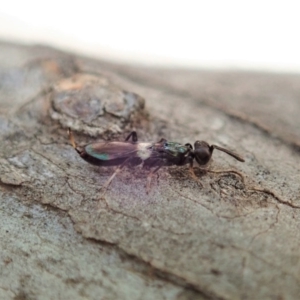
[
  {"x1": 157, "y1": 138, "x2": 167, "y2": 143},
  {"x1": 144, "y1": 159, "x2": 166, "y2": 193},
  {"x1": 125, "y1": 131, "x2": 138, "y2": 142},
  {"x1": 68, "y1": 128, "x2": 77, "y2": 149},
  {"x1": 189, "y1": 159, "x2": 203, "y2": 188},
  {"x1": 100, "y1": 158, "x2": 131, "y2": 198},
  {"x1": 146, "y1": 164, "x2": 164, "y2": 194}
]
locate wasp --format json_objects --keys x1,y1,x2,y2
[{"x1": 68, "y1": 129, "x2": 245, "y2": 193}]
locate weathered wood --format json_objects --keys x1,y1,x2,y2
[{"x1": 1, "y1": 41, "x2": 299, "y2": 300}]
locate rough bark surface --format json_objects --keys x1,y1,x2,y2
[{"x1": 0, "y1": 41, "x2": 300, "y2": 300}]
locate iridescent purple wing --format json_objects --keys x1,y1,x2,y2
[{"x1": 85, "y1": 141, "x2": 142, "y2": 161}]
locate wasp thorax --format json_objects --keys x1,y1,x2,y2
[{"x1": 194, "y1": 141, "x2": 212, "y2": 165}]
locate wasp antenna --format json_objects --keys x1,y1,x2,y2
[
  {"x1": 68, "y1": 128, "x2": 77, "y2": 149},
  {"x1": 212, "y1": 145, "x2": 245, "y2": 162}
]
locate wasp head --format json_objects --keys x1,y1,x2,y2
[{"x1": 194, "y1": 141, "x2": 213, "y2": 165}]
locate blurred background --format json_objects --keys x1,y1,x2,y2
[{"x1": 0, "y1": 0, "x2": 299, "y2": 73}]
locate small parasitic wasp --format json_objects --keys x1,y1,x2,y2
[{"x1": 68, "y1": 129, "x2": 245, "y2": 193}]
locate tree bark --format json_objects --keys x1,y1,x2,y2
[{"x1": 1, "y1": 41, "x2": 300, "y2": 300}]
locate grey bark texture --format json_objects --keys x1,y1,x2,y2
[{"x1": 0, "y1": 41, "x2": 300, "y2": 300}]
